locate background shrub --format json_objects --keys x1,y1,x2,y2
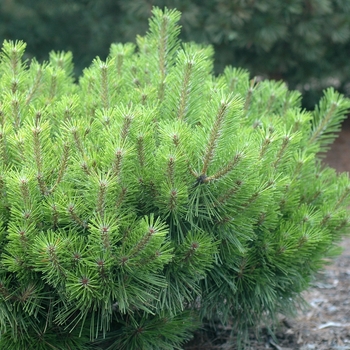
[{"x1": 1, "y1": 0, "x2": 350, "y2": 108}]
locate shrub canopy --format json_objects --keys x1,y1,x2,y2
[{"x1": 0, "y1": 7, "x2": 349, "y2": 350}]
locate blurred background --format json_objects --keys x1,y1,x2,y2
[{"x1": 1, "y1": 0, "x2": 350, "y2": 109}]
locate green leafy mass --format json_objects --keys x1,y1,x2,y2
[{"x1": 0, "y1": 7, "x2": 349, "y2": 350}]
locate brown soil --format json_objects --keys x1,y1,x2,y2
[{"x1": 184, "y1": 120, "x2": 350, "y2": 350}]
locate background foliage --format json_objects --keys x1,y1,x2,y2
[{"x1": 1, "y1": 0, "x2": 350, "y2": 108}]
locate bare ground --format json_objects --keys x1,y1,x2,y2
[{"x1": 184, "y1": 119, "x2": 350, "y2": 350}]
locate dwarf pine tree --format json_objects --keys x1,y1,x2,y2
[{"x1": 0, "y1": 7, "x2": 349, "y2": 350}]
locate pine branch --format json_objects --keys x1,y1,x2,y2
[
  {"x1": 32, "y1": 123, "x2": 49, "y2": 196},
  {"x1": 201, "y1": 99, "x2": 231, "y2": 177},
  {"x1": 48, "y1": 71, "x2": 57, "y2": 102},
  {"x1": 308, "y1": 88, "x2": 350, "y2": 151},
  {"x1": 243, "y1": 78, "x2": 257, "y2": 112},
  {"x1": 99, "y1": 60, "x2": 110, "y2": 110},
  {"x1": 176, "y1": 57, "x2": 194, "y2": 121},
  {"x1": 148, "y1": 7, "x2": 181, "y2": 102},
  {"x1": 217, "y1": 179, "x2": 244, "y2": 206},
  {"x1": 67, "y1": 203, "x2": 88, "y2": 229},
  {"x1": 273, "y1": 134, "x2": 292, "y2": 169},
  {"x1": 206, "y1": 150, "x2": 245, "y2": 182},
  {"x1": 49, "y1": 142, "x2": 70, "y2": 194},
  {"x1": 25, "y1": 62, "x2": 44, "y2": 106},
  {"x1": 136, "y1": 134, "x2": 146, "y2": 168},
  {"x1": 120, "y1": 112, "x2": 133, "y2": 142}
]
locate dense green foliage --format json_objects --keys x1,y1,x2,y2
[
  {"x1": 2, "y1": 0, "x2": 350, "y2": 107},
  {"x1": 0, "y1": 7, "x2": 350, "y2": 349}
]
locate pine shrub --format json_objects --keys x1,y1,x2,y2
[{"x1": 0, "y1": 7, "x2": 350, "y2": 349}]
